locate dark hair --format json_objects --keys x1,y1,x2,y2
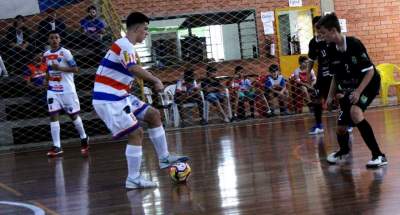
[
  {"x1": 13, "y1": 15, "x2": 25, "y2": 27},
  {"x1": 316, "y1": 13, "x2": 341, "y2": 32},
  {"x1": 234, "y1": 65, "x2": 243, "y2": 73},
  {"x1": 312, "y1": 16, "x2": 321, "y2": 25},
  {"x1": 269, "y1": 64, "x2": 279, "y2": 73},
  {"x1": 126, "y1": 12, "x2": 149, "y2": 29},
  {"x1": 87, "y1": 5, "x2": 96, "y2": 12},
  {"x1": 298, "y1": 56, "x2": 308, "y2": 64},
  {"x1": 183, "y1": 68, "x2": 195, "y2": 82},
  {"x1": 48, "y1": 30, "x2": 60, "y2": 37}
]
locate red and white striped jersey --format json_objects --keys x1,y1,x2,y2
[{"x1": 92, "y1": 37, "x2": 137, "y2": 104}]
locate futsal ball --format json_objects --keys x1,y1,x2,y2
[{"x1": 169, "y1": 162, "x2": 191, "y2": 183}]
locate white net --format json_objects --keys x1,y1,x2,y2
[{"x1": 0, "y1": 2, "x2": 387, "y2": 147}]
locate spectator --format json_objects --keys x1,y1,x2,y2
[
  {"x1": 80, "y1": 6, "x2": 106, "y2": 41},
  {"x1": 5, "y1": 15, "x2": 33, "y2": 73},
  {"x1": 0, "y1": 54, "x2": 9, "y2": 77},
  {"x1": 254, "y1": 67, "x2": 273, "y2": 117},
  {"x1": 23, "y1": 49, "x2": 47, "y2": 106},
  {"x1": 201, "y1": 65, "x2": 230, "y2": 123},
  {"x1": 175, "y1": 67, "x2": 206, "y2": 126},
  {"x1": 37, "y1": 8, "x2": 66, "y2": 50},
  {"x1": 293, "y1": 56, "x2": 317, "y2": 103},
  {"x1": 265, "y1": 64, "x2": 290, "y2": 115},
  {"x1": 231, "y1": 66, "x2": 255, "y2": 120},
  {"x1": 79, "y1": 5, "x2": 107, "y2": 60}
]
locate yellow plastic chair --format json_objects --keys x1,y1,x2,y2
[{"x1": 376, "y1": 63, "x2": 400, "y2": 105}]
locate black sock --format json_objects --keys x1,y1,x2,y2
[
  {"x1": 314, "y1": 103, "x2": 322, "y2": 125},
  {"x1": 356, "y1": 119, "x2": 383, "y2": 158},
  {"x1": 337, "y1": 132, "x2": 350, "y2": 154}
]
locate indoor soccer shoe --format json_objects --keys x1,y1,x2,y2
[
  {"x1": 47, "y1": 146, "x2": 63, "y2": 157},
  {"x1": 326, "y1": 151, "x2": 349, "y2": 164},
  {"x1": 80, "y1": 136, "x2": 90, "y2": 156},
  {"x1": 366, "y1": 155, "x2": 388, "y2": 168},
  {"x1": 309, "y1": 126, "x2": 324, "y2": 135},
  {"x1": 125, "y1": 176, "x2": 158, "y2": 189},
  {"x1": 159, "y1": 154, "x2": 189, "y2": 169},
  {"x1": 347, "y1": 127, "x2": 353, "y2": 133}
]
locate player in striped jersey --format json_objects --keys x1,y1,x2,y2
[
  {"x1": 44, "y1": 31, "x2": 89, "y2": 157},
  {"x1": 92, "y1": 12, "x2": 189, "y2": 189}
]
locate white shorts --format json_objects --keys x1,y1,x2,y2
[
  {"x1": 47, "y1": 92, "x2": 81, "y2": 115},
  {"x1": 93, "y1": 95, "x2": 149, "y2": 139}
]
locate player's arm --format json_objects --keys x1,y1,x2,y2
[
  {"x1": 350, "y1": 67, "x2": 374, "y2": 104},
  {"x1": 51, "y1": 51, "x2": 79, "y2": 73},
  {"x1": 51, "y1": 63, "x2": 79, "y2": 73},
  {"x1": 350, "y1": 38, "x2": 375, "y2": 104},
  {"x1": 129, "y1": 65, "x2": 163, "y2": 92},
  {"x1": 326, "y1": 75, "x2": 337, "y2": 105}
]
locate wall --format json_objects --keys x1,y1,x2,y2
[
  {"x1": 334, "y1": 0, "x2": 400, "y2": 64},
  {"x1": 111, "y1": 0, "x2": 320, "y2": 73}
]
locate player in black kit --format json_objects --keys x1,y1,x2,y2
[
  {"x1": 316, "y1": 13, "x2": 387, "y2": 168},
  {"x1": 307, "y1": 16, "x2": 333, "y2": 135}
]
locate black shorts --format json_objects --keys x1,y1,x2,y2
[
  {"x1": 315, "y1": 76, "x2": 333, "y2": 100},
  {"x1": 337, "y1": 78, "x2": 380, "y2": 126}
]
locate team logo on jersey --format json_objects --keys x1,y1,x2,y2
[
  {"x1": 360, "y1": 95, "x2": 368, "y2": 104},
  {"x1": 361, "y1": 53, "x2": 368, "y2": 60},
  {"x1": 351, "y1": 56, "x2": 357, "y2": 64},
  {"x1": 123, "y1": 51, "x2": 130, "y2": 63},
  {"x1": 321, "y1": 50, "x2": 326, "y2": 57}
]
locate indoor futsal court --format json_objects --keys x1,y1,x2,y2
[{"x1": 0, "y1": 107, "x2": 399, "y2": 214}]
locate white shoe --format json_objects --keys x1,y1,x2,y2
[
  {"x1": 159, "y1": 154, "x2": 189, "y2": 169},
  {"x1": 309, "y1": 126, "x2": 324, "y2": 135},
  {"x1": 126, "y1": 176, "x2": 158, "y2": 189},
  {"x1": 326, "y1": 151, "x2": 349, "y2": 164},
  {"x1": 347, "y1": 127, "x2": 353, "y2": 133},
  {"x1": 366, "y1": 155, "x2": 388, "y2": 168}
]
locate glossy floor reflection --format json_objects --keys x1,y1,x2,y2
[{"x1": 1, "y1": 107, "x2": 400, "y2": 214}]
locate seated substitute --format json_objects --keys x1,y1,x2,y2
[
  {"x1": 230, "y1": 66, "x2": 255, "y2": 120},
  {"x1": 23, "y1": 49, "x2": 47, "y2": 106},
  {"x1": 201, "y1": 65, "x2": 230, "y2": 123},
  {"x1": 175, "y1": 67, "x2": 206, "y2": 125},
  {"x1": 265, "y1": 64, "x2": 290, "y2": 116}
]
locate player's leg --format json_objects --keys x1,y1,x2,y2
[
  {"x1": 309, "y1": 96, "x2": 324, "y2": 135},
  {"x1": 47, "y1": 95, "x2": 63, "y2": 157},
  {"x1": 132, "y1": 95, "x2": 189, "y2": 169},
  {"x1": 125, "y1": 127, "x2": 157, "y2": 189},
  {"x1": 327, "y1": 96, "x2": 352, "y2": 164},
  {"x1": 93, "y1": 101, "x2": 157, "y2": 189},
  {"x1": 64, "y1": 93, "x2": 89, "y2": 156},
  {"x1": 351, "y1": 83, "x2": 387, "y2": 168}
]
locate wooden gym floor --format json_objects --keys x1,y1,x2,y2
[{"x1": 1, "y1": 107, "x2": 400, "y2": 214}]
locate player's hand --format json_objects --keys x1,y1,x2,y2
[
  {"x1": 51, "y1": 64, "x2": 60, "y2": 71},
  {"x1": 325, "y1": 96, "x2": 333, "y2": 107},
  {"x1": 349, "y1": 91, "x2": 360, "y2": 104},
  {"x1": 153, "y1": 80, "x2": 164, "y2": 93}
]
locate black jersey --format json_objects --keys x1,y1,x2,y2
[
  {"x1": 327, "y1": 36, "x2": 379, "y2": 92},
  {"x1": 308, "y1": 37, "x2": 331, "y2": 78}
]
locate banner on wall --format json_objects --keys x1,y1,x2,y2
[
  {"x1": 261, "y1": 11, "x2": 274, "y2": 35},
  {"x1": 0, "y1": 0, "x2": 83, "y2": 19},
  {"x1": 289, "y1": 0, "x2": 302, "y2": 7}
]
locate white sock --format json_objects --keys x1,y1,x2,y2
[
  {"x1": 50, "y1": 121, "x2": 61, "y2": 148},
  {"x1": 148, "y1": 126, "x2": 169, "y2": 160},
  {"x1": 125, "y1": 145, "x2": 142, "y2": 180},
  {"x1": 0, "y1": 56, "x2": 8, "y2": 76},
  {"x1": 73, "y1": 116, "x2": 87, "y2": 139}
]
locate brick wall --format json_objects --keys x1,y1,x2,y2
[{"x1": 334, "y1": 0, "x2": 400, "y2": 64}]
